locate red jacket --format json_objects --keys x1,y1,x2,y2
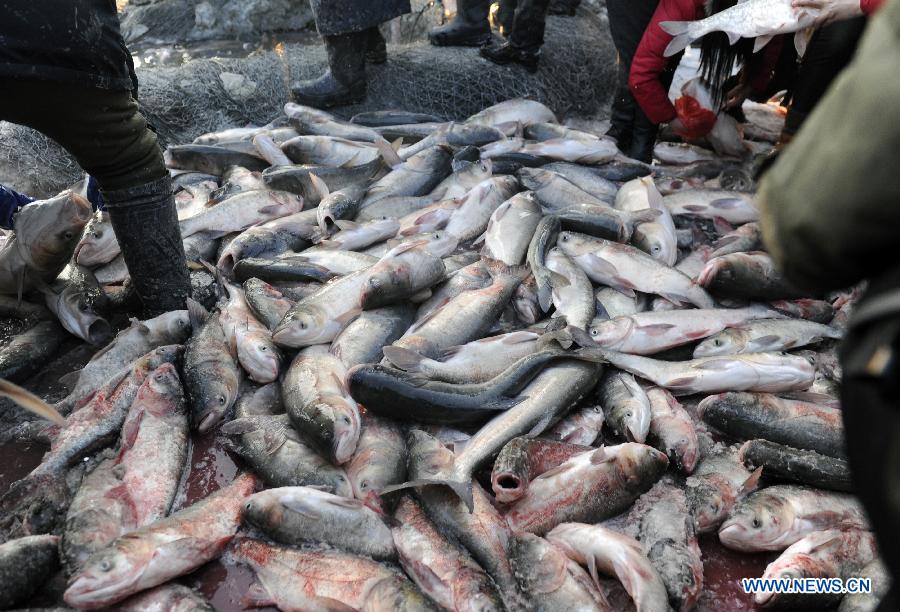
[
  {"x1": 861, "y1": 0, "x2": 884, "y2": 14},
  {"x1": 629, "y1": 0, "x2": 782, "y2": 125}
]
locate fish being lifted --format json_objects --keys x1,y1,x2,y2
[{"x1": 660, "y1": 0, "x2": 822, "y2": 57}]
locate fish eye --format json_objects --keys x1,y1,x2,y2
[
  {"x1": 359, "y1": 480, "x2": 369, "y2": 490},
  {"x1": 590, "y1": 329, "x2": 599, "y2": 336},
  {"x1": 433, "y1": 233, "x2": 440, "y2": 239},
  {"x1": 300, "y1": 322, "x2": 307, "y2": 329},
  {"x1": 64, "y1": 231, "x2": 74, "y2": 240},
  {"x1": 752, "y1": 518, "x2": 761, "y2": 528},
  {"x1": 78, "y1": 302, "x2": 89, "y2": 312},
  {"x1": 337, "y1": 475, "x2": 346, "y2": 482},
  {"x1": 217, "y1": 394, "x2": 227, "y2": 406},
  {"x1": 95, "y1": 230, "x2": 103, "y2": 238},
  {"x1": 99, "y1": 559, "x2": 112, "y2": 572},
  {"x1": 626, "y1": 412, "x2": 632, "y2": 418},
  {"x1": 259, "y1": 346, "x2": 267, "y2": 352},
  {"x1": 342, "y1": 416, "x2": 352, "y2": 425},
  {"x1": 560, "y1": 234, "x2": 569, "y2": 242}
]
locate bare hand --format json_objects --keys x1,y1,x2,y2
[
  {"x1": 725, "y1": 82, "x2": 753, "y2": 109},
  {"x1": 792, "y1": 0, "x2": 863, "y2": 25}
]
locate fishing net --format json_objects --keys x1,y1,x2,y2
[{"x1": 0, "y1": 3, "x2": 615, "y2": 197}]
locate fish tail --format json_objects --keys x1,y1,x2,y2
[
  {"x1": 382, "y1": 346, "x2": 428, "y2": 372},
  {"x1": 381, "y1": 477, "x2": 475, "y2": 513},
  {"x1": 659, "y1": 21, "x2": 694, "y2": 57}
]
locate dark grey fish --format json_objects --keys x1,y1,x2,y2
[
  {"x1": 233, "y1": 254, "x2": 335, "y2": 284},
  {"x1": 527, "y1": 215, "x2": 561, "y2": 312},
  {"x1": 491, "y1": 437, "x2": 590, "y2": 504},
  {"x1": 42, "y1": 265, "x2": 111, "y2": 345},
  {"x1": 164, "y1": 144, "x2": 268, "y2": 175},
  {"x1": 0, "y1": 535, "x2": 59, "y2": 609},
  {"x1": 698, "y1": 252, "x2": 807, "y2": 301},
  {"x1": 183, "y1": 299, "x2": 241, "y2": 433},
  {"x1": 262, "y1": 158, "x2": 382, "y2": 207},
  {"x1": 351, "y1": 110, "x2": 445, "y2": 127},
  {"x1": 0, "y1": 319, "x2": 67, "y2": 382},
  {"x1": 345, "y1": 414, "x2": 407, "y2": 502},
  {"x1": 359, "y1": 146, "x2": 453, "y2": 211},
  {"x1": 739, "y1": 439, "x2": 853, "y2": 492},
  {"x1": 330, "y1": 304, "x2": 415, "y2": 369},
  {"x1": 699, "y1": 392, "x2": 846, "y2": 458},
  {"x1": 243, "y1": 278, "x2": 296, "y2": 331}
]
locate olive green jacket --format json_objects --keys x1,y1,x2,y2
[{"x1": 759, "y1": 0, "x2": 900, "y2": 295}]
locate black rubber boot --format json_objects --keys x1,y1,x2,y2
[
  {"x1": 428, "y1": 0, "x2": 493, "y2": 47},
  {"x1": 626, "y1": 118, "x2": 659, "y2": 164},
  {"x1": 480, "y1": 41, "x2": 540, "y2": 73},
  {"x1": 101, "y1": 175, "x2": 190, "y2": 317},
  {"x1": 606, "y1": 65, "x2": 635, "y2": 150},
  {"x1": 292, "y1": 32, "x2": 367, "y2": 109},
  {"x1": 549, "y1": 0, "x2": 580, "y2": 15},
  {"x1": 366, "y1": 27, "x2": 388, "y2": 64}
]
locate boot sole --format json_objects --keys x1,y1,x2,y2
[
  {"x1": 480, "y1": 51, "x2": 539, "y2": 74},
  {"x1": 428, "y1": 32, "x2": 493, "y2": 47}
]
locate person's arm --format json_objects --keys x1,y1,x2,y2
[
  {"x1": 792, "y1": 0, "x2": 883, "y2": 22},
  {"x1": 759, "y1": 0, "x2": 900, "y2": 293},
  {"x1": 629, "y1": 0, "x2": 702, "y2": 125},
  {"x1": 0, "y1": 185, "x2": 35, "y2": 230}
]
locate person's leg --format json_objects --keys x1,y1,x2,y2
[
  {"x1": 840, "y1": 297, "x2": 900, "y2": 607},
  {"x1": 606, "y1": 0, "x2": 661, "y2": 150},
  {"x1": 0, "y1": 77, "x2": 189, "y2": 315},
  {"x1": 292, "y1": 31, "x2": 368, "y2": 108},
  {"x1": 498, "y1": 0, "x2": 518, "y2": 35},
  {"x1": 365, "y1": 26, "x2": 388, "y2": 64},
  {"x1": 429, "y1": 0, "x2": 493, "y2": 47},
  {"x1": 627, "y1": 51, "x2": 680, "y2": 162},
  {"x1": 782, "y1": 16, "x2": 867, "y2": 140},
  {"x1": 480, "y1": 0, "x2": 549, "y2": 72}
]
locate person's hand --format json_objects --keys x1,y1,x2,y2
[
  {"x1": 668, "y1": 117, "x2": 688, "y2": 136},
  {"x1": 792, "y1": 0, "x2": 864, "y2": 25},
  {"x1": 725, "y1": 81, "x2": 753, "y2": 109}
]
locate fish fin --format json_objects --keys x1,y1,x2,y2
[
  {"x1": 334, "y1": 219, "x2": 359, "y2": 231},
  {"x1": 382, "y1": 346, "x2": 427, "y2": 372},
  {"x1": 538, "y1": 284, "x2": 553, "y2": 313},
  {"x1": 483, "y1": 396, "x2": 526, "y2": 411},
  {"x1": 659, "y1": 21, "x2": 693, "y2": 57},
  {"x1": 375, "y1": 137, "x2": 403, "y2": 168},
  {"x1": 325, "y1": 496, "x2": 366, "y2": 510},
  {"x1": 725, "y1": 30, "x2": 741, "y2": 45},
  {"x1": 0, "y1": 379, "x2": 66, "y2": 425},
  {"x1": 710, "y1": 198, "x2": 746, "y2": 210},
  {"x1": 589, "y1": 447, "x2": 613, "y2": 464},
  {"x1": 241, "y1": 581, "x2": 277, "y2": 609},
  {"x1": 334, "y1": 308, "x2": 362, "y2": 329},
  {"x1": 635, "y1": 323, "x2": 676, "y2": 336},
  {"x1": 794, "y1": 27, "x2": 815, "y2": 57},
  {"x1": 279, "y1": 496, "x2": 321, "y2": 519},
  {"x1": 567, "y1": 325, "x2": 597, "y2": 348},
  {"x1": 308, "y1": 173, "x2": 330, "y2": 200},
  {"x1": 220, "y1": 418, "x2": 260, "y2": 436},
  {"x1": 659, "y1": 292, "x2": 689, "y2": 306},
  {"x1": 503, "y1": 331, "x2": 540, "y2": 345},
  {"x1": 694, "y1": 359, "x2": 736, "y2": 371},
  {"x1": 666, "y1": 376, "x2": 698, "y2": 390},
  {"x1": 549, "y1": 270, "x2": 571, "y2": 288},
  {"x1": 187, "y1": 297, "x2": 209, "y2": 329},
  {"x1": 534, "y1": 462, "x2": 575, "y2": 481},
  {"x1": 749, "y1": 334, "x2": 782, "y2": 350},
  {"x1": 257, "y1": 204, "x2": 284, "y2": 215},
  {"x1": 738, "y1": 466, "x2": 763, "y2": 497},
  {"x1": 339, "y1": 151, "x2": 362, "y2": 169},
  {"x1": 472, "y1": 231, "x2": 487, "y2": 246},
  {"x1": 632, "y1": 208, "x2": 663, "y2": 225},
  {"x1": 317, "y1": 239, "x2": 341, "y2": 249},
  {"x1": 581, "y1": 253, "x2": 620, "y2": 279},
  {"x1": 614, "y1": 284, "x2": 637, "y2": 298},
  {"x1": 381, "y1": 478, "x2": 476, "y2": 513},
  {"x1": 753, "y1": 34, "x2": 774, "y2": 53},
  {"x1": 58, "y1": 370, "x2": 81, "y2": 389}
]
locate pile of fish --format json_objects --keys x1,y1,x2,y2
[{"x1": 0, "y1": 97, "x2": 886, "y2": 611}]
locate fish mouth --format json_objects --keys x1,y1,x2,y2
[
  {"x1": 754, "y1": 590, "x2": 775, "y2": 606},
  {"x1": 196, "y1": 410, "x2": 221, "y2": 434},
  {"x1": 717, "y1": 522, "x2": 746, "y2": 548},
  {"x1": 64, "y1": 574, "x2": 136, "y2": 608},
  {"x1": 491, "y1": 472, "x2": 525, "y2": 504},
  {"x1": 84, "y1": 318, "x2": 112, "y2": 345}
]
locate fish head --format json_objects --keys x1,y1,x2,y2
[
  {"x1": 450, "y1": 577, "x2": 504, "y2": 612},
  {"x1": 419, "y1": 230, "x2": 458, "y2": 257},
  {"x1": 143, "y1": 363, "x2": 184, "y2": 411},
  {"x1": 513, "y1": 280, "x2": 540, "y2": 325},
  {"x1": 52, "y1": 281, "x2": 111, "y2": 345},
  {"x1": 718, "y1": 494, "x2": 792, "y2": 551},
  {"x1": 616, "y1": 443, "x2": 669, "y2": 488},
  {"x1": 588, "y1": 316, "x2": 634, "y2": 349},
  {"x1": 64, "y1": 544, "x2": 144, "y2": 608},
  {"x1": 272, "y1": 305, "x2": 330, "y2": 347},
  {"x1": 238, "y1": 335, "x2": 282, "y2": 384},
  {"x1": 406, "y1": 429, "x2": 455, "y2": 479},
  {"x1": 74, "y1": 212, "x2": 117, "y2": 267},
  {"x1": 685, "y1": 478, "x2": 732, "y2": 533},
  {"x1": 693, "y1": 329, "x2": 747, "y2": 357},
  {"x1": 555, "y1": 230, "x2": 594, "y2": 257},
  {"x1": 697, "y1": 257, "x2": 733, "y2": 288},
  {"x1": 17, "y1": 190, "x2": 92, "y2": 272},
  {"x1": 243, "y1": 490, "x2": 285, "y2": 529},
  {"x1": 360, "y1": 266, "x2": 409, "y2": 310},
  {"x1": 190, "y1": 365, "x2": 240, "y2": 434},
  {"x1": 329, "y1": 396, "x2": 361, "y2": 464},
  {"x1": 146, "y1": 309, "x2": 192, "y2": 343},
  {"x1": 301, "y1": 395, "x2": 361, "y2": 465}
]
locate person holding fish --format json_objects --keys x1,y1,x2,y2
[
  {"x1": 622, "y1": 0, "x2": 788, "y2": 163},
  {"x1": 0, "y1": 0, "x2": 189, "y2": 317}
]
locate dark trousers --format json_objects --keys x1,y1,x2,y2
[
  {"x1": 606, "y1": 0, "x2": 673, "y2": 159},
  {"x1": 498, "y1": 0, "x2": 552, "y2": 50},
  {"x1": 784, "y1": 16, "x2": 867, "y2": 136},
  {"x1": 840, "y1": 281, "x2": 900, "y2": 611},
  {"x1": 0, "y1": 78, "x2": 167, "y2": 193}
]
